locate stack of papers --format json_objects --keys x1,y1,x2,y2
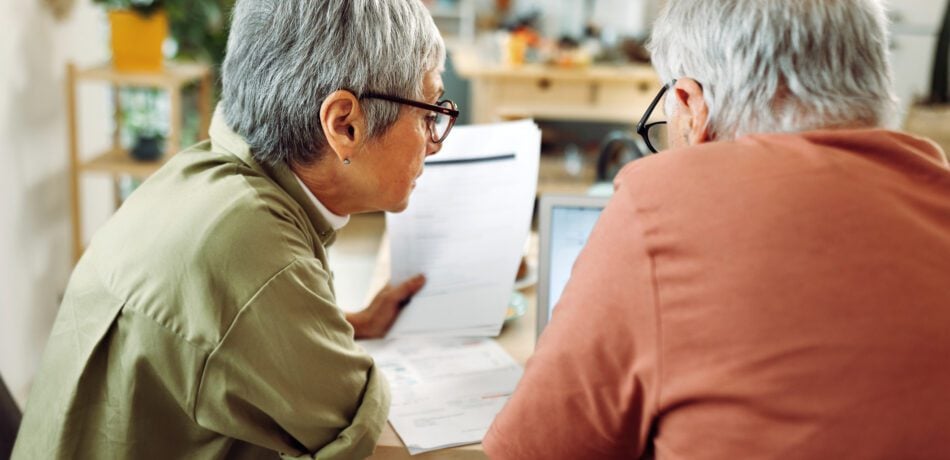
[
  {"x1": 374, "y1": 120, "x2": 540, "y2": 455},
  {"x1": 386, "y1": 120, "x2": 541, "y2": 337},
  {"x1": 360, "y1": 338, "x2": 524, "y2": 455}
]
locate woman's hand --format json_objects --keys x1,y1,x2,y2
[{"x1": 346, "y1": 274, "x2": 426, "y2": 339}]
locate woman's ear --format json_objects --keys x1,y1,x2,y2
[
  {"x1": 320, "y1": 90, "x2": 365, "y2": 163},
  {"x1": 672, "y1": 78, "x2": 712, "y2": 145}
]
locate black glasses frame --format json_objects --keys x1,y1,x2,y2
[
  {"x1": 635, "y1": 83, "x2": 671, "y2": 154},
  {"x1": 361, "y1": 93, "x2": 460, "y2": 144}
]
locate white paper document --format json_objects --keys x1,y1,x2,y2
[
  {"x1": 360, "y1": 338, "x2": 523, "y2": 455},
  {"x1": 386, "y1": 120, "x2": 541, "y2": 337}
]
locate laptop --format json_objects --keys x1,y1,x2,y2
[{"x1": 536, "y1": 194, "x2": 610, "y2": 340}]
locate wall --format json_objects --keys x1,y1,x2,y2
[
  {"x1": 882, "y1": 0, "x2": 949, "y2": 120},
  {"x1": 0, "y1": 0, "x2": 113, "y2": 406},
  {"x1": 512, "y1": 0, "x2": 652, "y2": 41}
]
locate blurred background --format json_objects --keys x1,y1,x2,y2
[{"x1": 1, "y1": 0, "x2": 948, "y2": 408}]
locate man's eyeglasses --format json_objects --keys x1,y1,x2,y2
[
  {"x1": 361, "y1": 93, "x2": 460, "y2": 144},
  {"x1": 635, "y1": 83, "x2": 671, "y2": 154}
]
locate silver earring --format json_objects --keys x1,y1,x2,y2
[{"x1": 343, "y1": 159, "x2": 351, "y2": 165}]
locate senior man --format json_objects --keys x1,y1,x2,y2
[
  {"x1": 14, "y1": 0, "x2": 455, "y2": 458},
  {"x1": 486, "y1": 1, "x2": 950, "y2": 458}
]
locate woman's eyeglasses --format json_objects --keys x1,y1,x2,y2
[
  {"x1": 361, "y1": 93, "x2": 459, "y2": 144},
  {"x1": 635, "y1": 83, "x2": 671, "y2": 154}
]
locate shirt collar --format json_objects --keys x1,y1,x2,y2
[
  {"x1": 210, "y1": 105, "x2": 262, "y2": 174},
  {"x1": 292, "y1": 173, "x2": 350, "y2": 231}
]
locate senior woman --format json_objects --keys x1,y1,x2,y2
[
  {"x1": 486, "y1": 0, "x2": 950, "y2": 458},
  {"x1": 13, "y1": 1, "x2": 455, "y2": 459}
]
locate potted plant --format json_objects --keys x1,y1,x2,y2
[
  {"x1": 163, "y1": 0, "x2": 233, "y2": 68},
  {"x1": 124, "y1": 88, "x2": 166, "y2": 161},
  {"x1": 92, "y1": 0, "x2": 168, "y2": 72},
  {"x1": 92, "y1": 0, "x2": 234, "y2": 75}
]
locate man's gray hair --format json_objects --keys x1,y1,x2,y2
[
  {"x1": 648, "y1": 0, "x2": 898, "y2": 140},
  {"x1": 221, "y1": 0, "x2": 445, "y2": 166}
]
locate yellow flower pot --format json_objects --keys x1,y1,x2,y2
[{"x1": 108, "y1": 9, "x2": 168, "y2": 73}]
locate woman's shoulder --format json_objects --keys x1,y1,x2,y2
[{"x1": 126, "y1": 145, "x2": 320, "y2": 266}]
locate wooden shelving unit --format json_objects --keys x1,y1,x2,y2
[
  {"x1": 66, "y1": 61, "x2": 213, "y2": 263},
  {"x1": 425, "y1": 0, "x2": 475, "y2": 42}
]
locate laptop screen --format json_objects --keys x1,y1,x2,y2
[{"x1": 537, "y1": 195, "x2": 609, "y2": 339}]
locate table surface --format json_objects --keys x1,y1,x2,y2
[
  {"x1": 365, "y1": 234, "x2": 538, "y2": 459},
  {"x1": 449, "y1": 43, "x2": 657, "y2": 83}
]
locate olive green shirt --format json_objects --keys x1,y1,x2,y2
[{"x1": 13, "y1": 111, "x2": 390, "y2": 459}]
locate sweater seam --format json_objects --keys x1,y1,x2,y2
[
  {"x1": 626, "y1": 185, "x2": 665, "y2": 424},
  {"x1": 648, "y1": 239, "x2": 664, "y2": 419}
]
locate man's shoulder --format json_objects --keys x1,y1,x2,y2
[
  {"x1": 615, "y1": 129, "x2": 941, "y2": 195},
  {"x1": 614, "y1": 138, "x2": 762, "y2": 201},
  {"x1": 613, "y1": 131, "x2": 865, "y2": 200},
  {"x1": 619, "y1": 134, "x2": 787, "y2": 177}
]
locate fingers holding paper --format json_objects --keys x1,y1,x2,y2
[{"x1": 346, "y1": 274, "x2": 426, "y2": 339}]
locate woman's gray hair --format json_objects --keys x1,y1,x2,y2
[
  {"x1": 221, "y1": 0, "x2": 445, "y2": 166},
  {"x1": 648, "y1": 0, "x2": 898, "y2": 140}
]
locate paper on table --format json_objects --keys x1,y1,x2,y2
[
  {"x1": 360, "y1": 338, "x2": 523, "y2": 455},
  {"x1": 386, "y1": 120, "x2": 541, "y2": 337}
]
